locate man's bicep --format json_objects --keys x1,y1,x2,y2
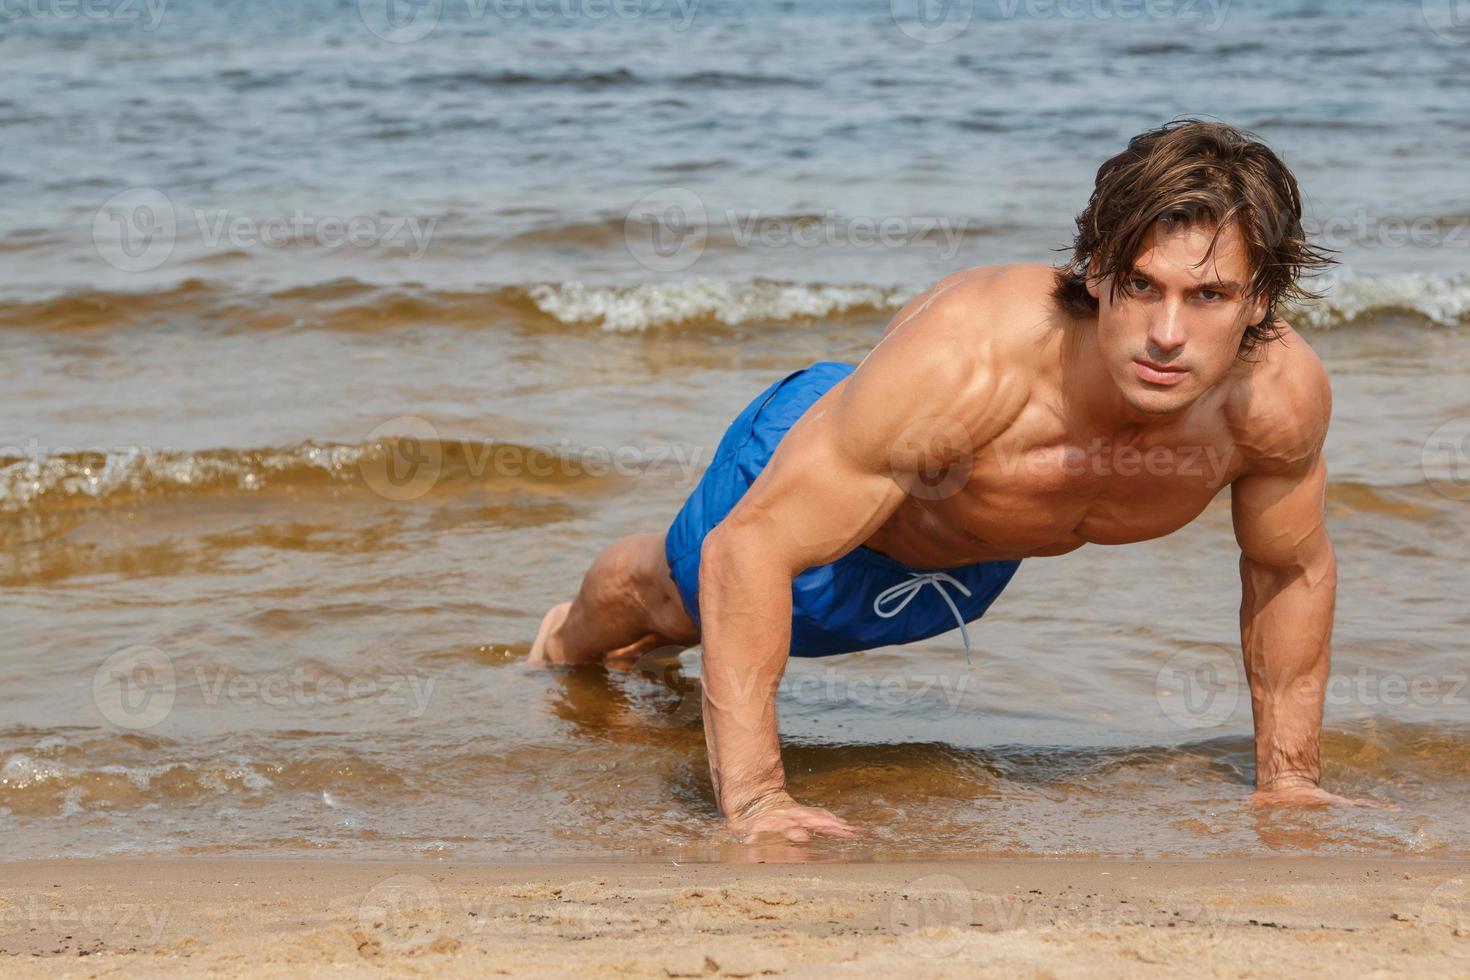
[
  {"x1": 714, "y1": 407, "x2": 908, "y2": 576},
  {"x1": 1231, "y1": 453, "x2": 1331, "y2": 569}
]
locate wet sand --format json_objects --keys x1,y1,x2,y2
[{"x1": 2, "y1": 857, "x2": 1466, "y2": 977}]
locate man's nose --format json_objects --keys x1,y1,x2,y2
[{"x1": 1147, "y1": 301, "x2": 1187, "y2": 355}]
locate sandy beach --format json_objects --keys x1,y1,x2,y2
[{"x1": 2, "y1": 857, "x2": 1466, "y2": 977}]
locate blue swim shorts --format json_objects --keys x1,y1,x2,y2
[{"x1": 664, "y1": 361, "x2": 1021, "y2": 659}]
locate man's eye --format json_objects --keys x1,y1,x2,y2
[
  {"x1": 1199, "y1": 289, "x2": 1222, "y2": 302},
  {"x1": 1128, "y1": 278, "x2": 1151, "y2": 293}
]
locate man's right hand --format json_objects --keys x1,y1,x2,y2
[{"x1": 727, "y1": 791, "x2": 859, "y2": 843}]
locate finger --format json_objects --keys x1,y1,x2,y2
[
  {"x1": 805, "y1": 808, "x2": 858, "y2": 830},
  {"x1": 813, "y1": 825, "x2": 857, "y2": 838},
  {"x1": 807, "y1": 815, "x2": 859, "y2": 836},
  {"x1": 783, "y1": 826, "x2": 812, "y2": 843}
]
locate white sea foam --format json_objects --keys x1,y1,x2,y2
[
  {"x1": 525, "y1": 279, "x2": 914, "y2": 332},
  {"x1": 1290, "y1": 271, "x2": 1470, "y2": 330}
]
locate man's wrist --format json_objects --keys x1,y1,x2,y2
[
  {"x1": 1256, "y1": 773, "x2": 1319, "y2": 792},
  {"x1": 725, "y1": 787, "x2": 791, "y2": 822}
]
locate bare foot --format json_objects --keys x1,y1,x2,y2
[{"x1": 528, "y1": 601, "x2": 572, "y2": 666}]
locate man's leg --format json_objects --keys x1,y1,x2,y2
[{"x1": 529, "y1": 532, "x2": 700, "y2": 666}]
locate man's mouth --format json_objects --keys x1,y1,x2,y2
[{"x1": 1133, "y1": 358, "x2": 1189, "y2": 386}]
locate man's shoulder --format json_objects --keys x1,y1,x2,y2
[
  {"x1": 845, "y1": 265, "x2": 1055, "y2": 445},
  {"x1": 877, "y1": 263, "x2": 1061, "y2": 364},
  {"x1": 1224, "y1": 321, "x2": 1332, "y2": 477}
]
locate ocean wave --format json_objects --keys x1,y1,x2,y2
[
  {"x1": 1288, "y1": 272, "x2": 1470, "y2": 330},
  {"x1": 524, "y1": 279, "x2": 913, "y2": 332},
  {"x1": 3, "y1": 272, "x2": 1468, "y2": 336},
  {"x1": 0, "y1": 438, "x2": 621, "y2": 514}
]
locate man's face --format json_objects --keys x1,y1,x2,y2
[{"x1": 1088, "y1": 220, "x2": 1270, "y2": 416}]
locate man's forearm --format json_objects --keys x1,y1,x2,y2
[
  {"x1": 698, "y1": 529, "x2": 794, "y2": 816},
  {"x1": 1239, "y1": 541, "x2": 1336, "y2": 789}
]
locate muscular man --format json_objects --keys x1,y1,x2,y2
[{"x1": 530, "y1": 120, "x2": 1368, "y2": 842}]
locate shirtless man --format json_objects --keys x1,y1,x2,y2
[{"x1": 530, "y1": 120, "x2": 1369, "y2": 842}]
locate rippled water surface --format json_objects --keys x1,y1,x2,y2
[{"x1": 1, "y1": 0, "x2": 1468, "y2": 860}]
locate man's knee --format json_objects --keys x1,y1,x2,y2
[{"x1": 632, "y1": 534, "x2": 699, "y2": 644}]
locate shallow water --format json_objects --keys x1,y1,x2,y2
[{"x1": 1, "y1": 0, "x2": 1468, "y2": 860}]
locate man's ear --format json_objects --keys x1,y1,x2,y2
[
  {"x1": 1084, "y1": 253, "x2": 1102, "y2": 301},
  {"x1": 1246, "y1": 290, "x2": 1270, "y2": 327}
]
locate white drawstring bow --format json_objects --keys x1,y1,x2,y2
[{"x1": 871, "y1": 571, "x2": 975, "y2": 664}]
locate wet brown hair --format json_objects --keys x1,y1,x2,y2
[{"x1": 1053, "y1": 119, "x2": 1334, "y2": 355}]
